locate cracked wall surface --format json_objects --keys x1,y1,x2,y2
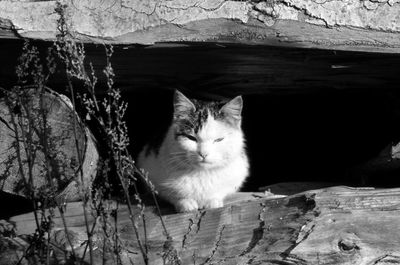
[
  {"x1": 0, "y1": 0, "x2": 400, "y2": 51},
  {"x1": 0, "y1": 0, "x2": 251, "y2": 39},
  {"x1": 272, "y1": 0, "x2": 400, "y2": 31}
]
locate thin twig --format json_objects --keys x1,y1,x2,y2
[{"x1": 66, "y1": 77, "x2": 94, "y2": 264}]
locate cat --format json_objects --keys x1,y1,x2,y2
[{"x1": 137, "y1": 90, "x2": 249, "y2": 212}]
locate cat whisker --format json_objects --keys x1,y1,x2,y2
[
  {"x1": 167, "y1": 160, "x2": 190, "y2": 170},
  {"x1": 167, "y1": 155, "x2": 187, "y2": 161},
  {"x1": 167, "y1": 158, "x2": 190, "y2": 172},
  {"x1": 168, "y1": 153, "x2": 199, "y2": 166},
  {"x1": 167, "y1": 154, "x2": 193, "y2": 165},
  {"x1": 167, "y1": 155, "x2": 186, "y2": 162},
  {"x1": 169, "y1": 152, "x2": 188, "y2": 156}
]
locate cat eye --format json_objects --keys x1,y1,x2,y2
[
  {"x1": 214, "y1": 137, "x2": 224, "y2": 143},
  {"x1": 184, "y1": 134, "x2": 197, "y2": 142}
]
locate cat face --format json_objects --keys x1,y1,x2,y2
[{"x1": 169, "y1": 90, "x2": 244, "y2": 170}]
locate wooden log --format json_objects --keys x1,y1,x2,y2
[
  {"x1": 8, "y1": 186, "x2": 400, "y2": 264},
  {"x1": 0, "y1": 0, "x2": 400, "y2": 53},
  {"x1": 0, "y1": 87, "x2": 98, "y2": 201}
]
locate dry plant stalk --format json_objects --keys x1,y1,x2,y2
[
  {"x1": 1, "y1": 2, "x2": 178, "y2": 265},
  {"x1": 1, "y1": 41, "x2": 78, "y2": 264}
]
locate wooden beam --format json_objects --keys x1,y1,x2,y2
[
  {"x1": 0, "y1": 0, "x2": 400, "y2": 53},
  {"x1": 8, "y1": 187, "x2": 400, "y2": 264},
  {"x1": 0, "y1": 39, "x2": 400, "y2": 97}
]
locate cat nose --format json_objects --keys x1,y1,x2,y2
[{"x1": 199, "y1": 152, "x2": 208, "y2": 160}]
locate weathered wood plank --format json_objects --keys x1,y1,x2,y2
[
  {"x1": 0, "y1": 0, "x2": 400, "y2": 53},
  {"x1": 9, "y1": 187, "x2": 400, "y2": 264}
]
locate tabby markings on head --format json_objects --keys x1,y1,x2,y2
[{"x1": 173, "y1": 91, "x2": 242, "y2": 139}]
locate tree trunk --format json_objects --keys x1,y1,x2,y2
[{"x1": 9, "y1": 186, "x2": 400, "y2": 264}]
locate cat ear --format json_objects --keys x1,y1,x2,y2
[
  {"x1": 173, "y1": 90, "x2": 195, "y2": 119},
  {"x1": 221, "y1": 96, "x2": 243, "y2": 121}
]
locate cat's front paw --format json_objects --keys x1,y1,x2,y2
[
  {"x1": 175, "y1": 198, "x2": 199, "y2": 212},
  {"x1": 205, "y1": 198, "x2": 224, "y2": 209}
]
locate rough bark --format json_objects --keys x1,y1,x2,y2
[
  {"x1": 8, "y1": 187, "x2": 400, "y2": 265},
  {"x1": 0, "y1": 0, "x2": 400, "y2": 53}
]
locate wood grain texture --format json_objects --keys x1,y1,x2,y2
[
  {"x1": 1, "y1": 39, "x2": 400, "y2": 99},
  {"x1": 9, "y1": 187, "x2": 400, "y2": 264},
  {"x1": 0, "y1": 0, "x2": 400, "y2": 53},
  {"x1": 0, "y1": 88, "x2": 98, "y2": 201}
]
